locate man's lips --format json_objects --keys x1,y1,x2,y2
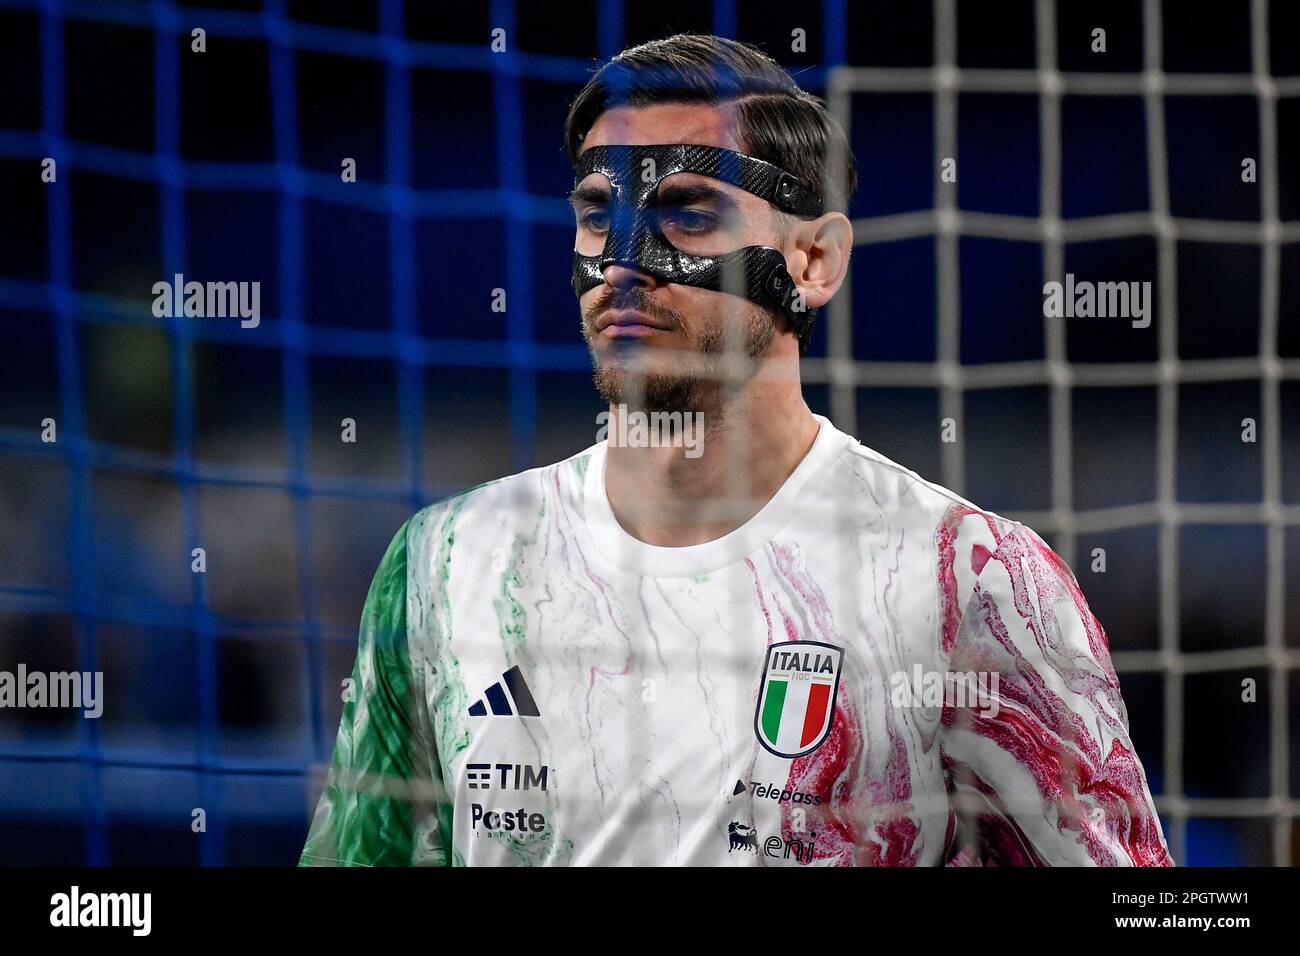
[{"x1": 594, "y1": 309, "x2": 674, "y2": 334}]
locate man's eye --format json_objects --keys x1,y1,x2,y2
[
  {"x1": 580, "y1": 209, "x2": 609, "y2": 232},
  {"x1": 661, "y1": 209, "x2": 717, "y2": 233}
]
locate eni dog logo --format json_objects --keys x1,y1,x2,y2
[
  {"x1": 728, "y1": 822, "x2": 759, "y2": 853},
  {"x1": 753, "y1": 641, "x2": 843, "y2": 758}
]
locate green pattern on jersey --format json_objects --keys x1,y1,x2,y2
[
  {"x1": 421, "y1": 496, "x2": 473, "y2": 767},
  {"x1": 492, "y1": 496, "x2": 547, "y2": 649},
  {"x1": 299, "y1": 520, "x2": 451, "y2": 866}
]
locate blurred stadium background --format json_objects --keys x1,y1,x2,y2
[{"x1": 0, "y1": 0, "x2": 1298, "y2": 865}]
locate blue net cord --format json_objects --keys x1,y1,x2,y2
[{"x1": 4, "y1": 0, "x2": 840, "y2": 865}]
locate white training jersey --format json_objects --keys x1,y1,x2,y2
[{"x1": 300, "y1": 414, "x2": 1172, "y2": 867}]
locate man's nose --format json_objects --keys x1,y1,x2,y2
[{"x1": 601, "y1": 260, "x2": 656, "y2": 292}]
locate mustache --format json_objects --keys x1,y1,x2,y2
[{"x1": 582, "y1": 286, "x2": 686, "y2": 335}]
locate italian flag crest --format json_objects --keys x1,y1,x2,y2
[{"x1": 754, "y1": 640, "x2": 844, "y2": 758}]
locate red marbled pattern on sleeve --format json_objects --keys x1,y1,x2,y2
[{"x1": 938, "y1": 510, "x2": 1173, "y2": 866}]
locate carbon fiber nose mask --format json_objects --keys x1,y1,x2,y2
[{"x1": 572, "y1": 144, "x2": 822, "y2": 354}]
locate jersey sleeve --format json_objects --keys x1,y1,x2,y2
[
  {"x1": 938, "y1": 523, "x2": 1173, "y2": 866},
  {"x1": 299, "y1": 519, "x2": 452, "y2": 866}
]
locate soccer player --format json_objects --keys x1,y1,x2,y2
[{"x1": 300, "y1": 34, "x2": 1172, "y2": 867}]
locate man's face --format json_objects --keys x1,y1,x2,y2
[{"x1": 572, "y1": 103, "x2": 788, "y2": 414}]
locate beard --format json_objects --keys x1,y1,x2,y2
[{"x1": 581, "y1": 285, "x2": 776, "y2": 416}]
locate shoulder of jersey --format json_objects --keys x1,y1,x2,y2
[
  {"x1": 838, "y1": 435, "x2": 1021, "y2": 541},
  {"x1": 404, "y1": 442, "x2": 596, "y2": 542}
]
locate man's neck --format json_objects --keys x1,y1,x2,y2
[{"x1": 602, "y1": 376, "x2": 819, "y2": 548}]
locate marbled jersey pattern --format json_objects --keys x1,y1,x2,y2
[{"x1": 300, "y1": 417, "x2": 1172, "y2": 867}]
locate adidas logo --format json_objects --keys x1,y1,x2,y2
[{"x1": 467, "y1": 665, "x2": 540, "y2": 717}]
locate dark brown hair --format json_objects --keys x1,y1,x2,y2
[{"x1": 564, "y1": 34, "x2": 857, "y2": 214}]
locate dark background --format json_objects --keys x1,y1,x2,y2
[{"x1": 0, "y1": 0, "x2": 1297, "y2": 865}]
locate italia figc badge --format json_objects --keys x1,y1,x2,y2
[{"x1": 754, "y1": 641, "x2": 844, "y2": 759}]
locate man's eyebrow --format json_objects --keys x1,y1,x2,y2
[
  {"x1": 568, "y1": 183, "x2": 609, "y2": 205},
  {"x1": 654, "y1": 182, "x2": 739, "y2": 208}
]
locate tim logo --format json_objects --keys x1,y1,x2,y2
[
  {"x1": 753, "y1": 641, "x2": 843, "y2": 758},
  {"x1": 466, "y1": 763, "x2": 550, "y2": 791},
  {"x1": 728, "y1": 822, "x2": 759, "y2": 853}
]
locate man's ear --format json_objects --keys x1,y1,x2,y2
[{"x1": 786, "y1": 213, "x2": 853, "y2": 311}]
